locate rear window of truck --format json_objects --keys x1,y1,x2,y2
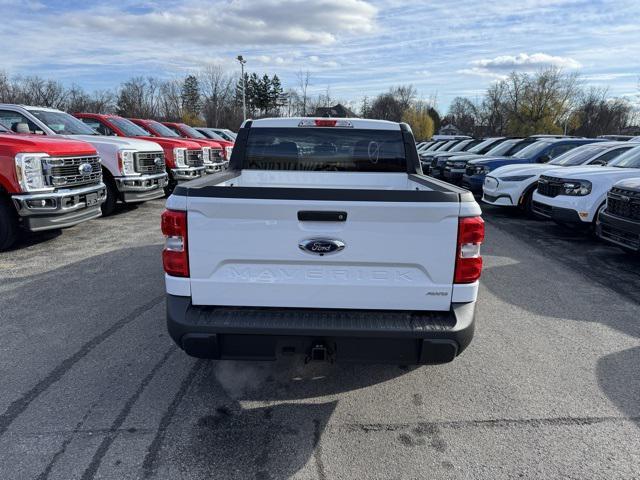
[{"x1": 243, "y1": 128, "x2": 407, "y2": 172}]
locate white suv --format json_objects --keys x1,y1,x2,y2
[
  {"x1": 483, "y1": 142, "x2": 633, "y2": 213},
  {"x1": 531, "y1": 145, "x2": 640, "y2": 225}
]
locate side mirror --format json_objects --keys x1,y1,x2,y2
[{"x1": 538, "y1": 154, "x2": 551, "y2": 163}]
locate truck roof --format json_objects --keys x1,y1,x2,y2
[
  {"x1": 3, "y1": 105, "x2": 63, "y2": 113},
  {"x1": 243, "y1": 117, "x2": 404, "y2": 131}
]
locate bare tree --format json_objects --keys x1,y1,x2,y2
[
  {"x1": 296, "y1": 70, "x2": 312, "y2": 116},
  {"x1": 570, "y1": 87, "x2": 633, "y2": 137},
  {"x1": 199, "y1": 65, "x2": 234, "y2": 127}
]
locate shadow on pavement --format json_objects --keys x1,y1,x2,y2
[
  {"x1": 164, "y1": 360, "x2": 414, "y2": 479},
  {"x1": 597, "y1": 346, "x2": 640, "y2": 428}
]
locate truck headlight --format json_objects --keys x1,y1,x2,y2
[
  {"x1": 118, "y1": 150, "x2": 138, "y2": 176},
  {"x1": 498, "y1": 175, "x2": 535, "y2": 182},
  {"x1": 473, "y1": 165, "x2": 491, "y2": 175},
  {"x1": 562, "y1": 180, "x2": 591, "y2": 196},
  {"x1": 202, "y1": 147, "x2": 211, "y2": 163},
  {"x1": 15, "y1": 153, "x2": 52, "y2": 192},
  {"x1": 173, "y1": 147, "x2": 187, "y2": 167},
  {"x1": 225, "y1": 146, "x2": 233, "y2": 160}
]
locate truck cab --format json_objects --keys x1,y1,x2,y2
[
  {"x1": 163, "y1": 117, "x2": 484, "y2": 365},
  {"x1": 0, "y1": 105, "x2": 167, "y2": 215},
  {"x1": 0, "y1": 124, "x2": 106, "y2": 250},
  {"x1": 74, "y1": 113, "x2": 205, "y2": 195}
]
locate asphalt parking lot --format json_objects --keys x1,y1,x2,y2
[{"x1": 1, "y1": 199, "x2": 639, "y2": 480}]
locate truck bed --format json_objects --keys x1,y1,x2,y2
[{"x1": 173, "y1": 170, "x2": 474, "y2": 202}]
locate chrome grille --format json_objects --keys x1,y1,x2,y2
[
  {"x1": 46, "y1": 155, "x2": 102, "y2": 188},
  {"x1": 210, "y1": 148, "x2": 224, "y2": 162},
  {"x1": 135, "y1": 151, "x2": 165, "y2": 174},
  {"x1": 187, "y1": 149, "x2": 204, "y2": 167}
]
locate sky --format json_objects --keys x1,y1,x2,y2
[{"x1": 1, "y1": 0, "x2": 639, "y2": 111}]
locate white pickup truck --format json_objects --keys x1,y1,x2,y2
[{"x1": 162, "y1": 118, "x2": 484, "y2": 364}]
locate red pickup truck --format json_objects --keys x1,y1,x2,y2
[
  {"x1": 0, "y1": 123, "x2": 105, "y2": 250},
  {"x1": 164, "y1": 121, "x2": 234, "y2": 164},
  {"x1": 74, "y1": 113, "x2": 205, "y2": 194},
  {"x1": 129, "y1": 119, "x2": 225, "y2": 174}
]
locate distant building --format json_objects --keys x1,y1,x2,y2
[
  {"x1": 313, "y1": 103, "x2": 357, "y2": 118},
  {"x1": 438, "y1": 124, "x2": 462, "y2": 136}
]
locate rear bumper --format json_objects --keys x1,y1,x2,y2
[
  {"x1": 596, "y1": 210, "x2": 640, "y2": 251},
  {"x1": 12, "y1": 183, "x2": 106, "y2": 232},
  {"x1": 166, "y1": 295, "x2": 476, "y2": 364},
  {"x1": 115, "y1": 173, "x2": 168, "y2": 202}
]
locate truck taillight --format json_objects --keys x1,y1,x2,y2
[
  {"x1": 454, "y1": 216, "x2": 484, "y2": 284},
  {"x1": 161, "y1": 209, "x2": 189, "y2": 277}
]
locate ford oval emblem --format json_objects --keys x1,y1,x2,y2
[
  {"x1": 299, "y1": 239, "x2": 345, "y2": 256},
  {"x1": 78, "y1": 163, "x2": 93, "y2": 175}
]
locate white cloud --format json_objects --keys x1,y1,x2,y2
[
  {"x1": 471, "y1": 52, "x2": 582, "y2": 71},
  {"x1": 65, "y1": 0, "x2": 378, "y2": 47}
]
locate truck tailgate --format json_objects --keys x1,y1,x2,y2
[{"x1": 187, "y1": 196, "x2": 460, "y2": 311}]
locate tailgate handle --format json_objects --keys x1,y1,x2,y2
[{"x1": 298, "y1": 211, "x2": 347, "y2": 222}]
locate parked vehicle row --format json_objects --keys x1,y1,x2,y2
[
  {"x1": 0, "y1": 103, "x2": 235, "y2": 250},
  {"x1": 421, "y1": 133, "x2": 640, "y2": 254}
]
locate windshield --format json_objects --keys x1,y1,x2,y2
[
  {"x1": 437, "y1": 140, "x2": 457, "y2": 151},
  {"x1": 448, "y1": 139, "x2": 473, "y2": 152},
  {"x1": 548, "y1": 144, "x2": 609, "y2": 166},
  {"x1": 483, "y1": 139, "x2": 516, "y2": 156},
  {"x1": 180, "y1": 124, "x2": 207, "y2": 139},
  {"x1": 607, "y1": 146, "x2": 640, "y2": 168},
  {"x1": 244, "y1": 128, "x2": 406, "y2": 172},
  {"x1": 513, "y1": 140, "x2": 552, "y2": 159},
  {"x1": 217, "y1": 130, "x2": 236, "y2": 141},
  {"x1": 425, "y1": 141, "x2": 444, "y2": 151},
  {"x1": 148, "y1": 121, "x2": 179, "y2": 138},
  {"x1": 467, "y1": 138, "x2": 499, "y2": 154},
  {"x1": 111, "y1": 118, "x2": 150, "y2": 137},
  {"x1": 201, "y1": 129, "x2": 226, "y2": 141},
  {"x1": 30, "y1": 110, "x2": 97, "y2": 135},
  {"x1": 223, "y1": 129, "x2": 236, "y2": 139}
]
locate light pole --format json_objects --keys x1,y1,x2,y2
[{"x1": 237, "y1": 55, "x2": 247, "y2": 121}]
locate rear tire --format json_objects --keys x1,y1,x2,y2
[
  {"x1": 0, "y1": 195, "x2": 19, "y2": 251},
  {"x1": 101, "y1": 174, "x2": 118, "y2": 216}
]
